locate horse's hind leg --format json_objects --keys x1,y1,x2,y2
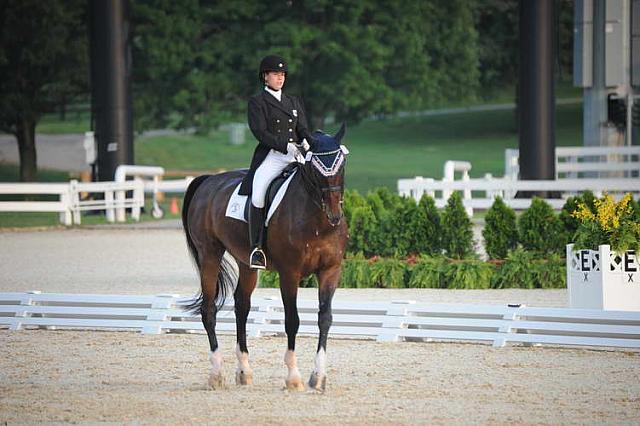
[
  {"x1": 309, "y1": 266, "x2": 341, "y2": 392},
  {"x1": 199, "y1": 247, "x2": 226, "y2": 389},
  {"x1": 234, "y1": 263, "x2": 257, "y2": 385}
]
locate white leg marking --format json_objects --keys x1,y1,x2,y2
[
  {"x1": 235, "y1": 344, "x2": 252, "y2": 375},
  {"x1": 314, "y1": 348, "x2": 327, "y2": 376},
  {"x1": 284, "y1": 349, "x2": 302, "y2": 382},
  {"x1": 209, "y1": 349, "x2": 223, "y2": 375}
]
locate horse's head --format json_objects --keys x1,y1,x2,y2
[{"x1": 302, "y1": 123, "x2": 348, "y2": 227}]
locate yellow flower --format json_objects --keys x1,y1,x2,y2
[{"x1": 571, "y1": 202, "x2": 595, "y2": 221}]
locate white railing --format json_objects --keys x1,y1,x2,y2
[
  {"x1": 114, "y1": 165, "x2": 194, "y2": 219},
  {"x1": 0, "y1": 166, "x2": 195, "y2": 224},
  {"x1": 69, "y1": 180, "x2": 145, "y2": 224},
  {"x1": 2, "y1": 292, "x2": 640, "y2": 349},
  {"x1": 398, "y1": 176, "x2": 640, "y2": 215},
  {"x1": 0, "y1": 183, "x2": 73, "y2": 225},
  {"x1": 505, "y1": 145, "x2": 640, "y2": 180}
]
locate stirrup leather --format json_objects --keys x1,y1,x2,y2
[{"x1": 249, "y1": 247, "x2": 267, "y2": 269}]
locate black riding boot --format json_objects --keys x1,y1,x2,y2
[{"x1": 248, "y1": 205, "x2": 267, "y2": 269}]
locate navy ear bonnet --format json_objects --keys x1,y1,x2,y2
[
  {"x1": 312, "y1": 130, "x2": 340, "y2": 153},
  {"x1": 307, "y1": 130, "x2": 348, "y2": 177}
]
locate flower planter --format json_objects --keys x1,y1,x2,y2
[{"x1": 566, "y1": 244, "x2": 640, "y2": 311}]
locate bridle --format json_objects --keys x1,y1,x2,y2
[{"x1": 302, "y1": 147, "x2": 347, "y2": 227}]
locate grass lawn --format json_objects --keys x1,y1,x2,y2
[{"x1": 136, "y1": 103, "x2": 582, "y2": 193}]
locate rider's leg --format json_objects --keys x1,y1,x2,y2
[{"x1": 249, "y1": 149, "x2": 295, "y2": 268}]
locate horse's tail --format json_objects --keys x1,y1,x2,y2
[
  {"x1": 182, "y1": 255, "x2": 237, "y2": 314},
  {"x1": 181, "y1": 174, "x2": 237, "y2": 314},
  {"x1": 181, "y1": 175, "x2": 210, "y2": 269}
]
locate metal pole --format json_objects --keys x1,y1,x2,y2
[
  {"x1": 88, "y1": 0, "x2": 134, "y2": 182},
  {"x1": 518, "y1": 0, "x2": 556, "y2": 194}
]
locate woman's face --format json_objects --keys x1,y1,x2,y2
[{"x1": 265, "y1": 71, "x2": 285, "y2": 91}]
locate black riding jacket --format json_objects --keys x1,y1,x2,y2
[{"x1": 238, "y1": 90, "x2": 312, "y2": 195}]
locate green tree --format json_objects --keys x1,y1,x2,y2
[
  {"x1": 483, "y1": 196, "x2": 518, "y2": 259},
  {"x1": 412, "y1": 194, "x2": 442, "y2": 256},
  {"x1": 518, "y1": 198, "x2": 564, "y2": 254},
  {"x1": 441, "y1": 192, "x2": 475, "y2": 259},
  {"x1": 0, "y1": 0, "x2": 88, "y2": 181}
]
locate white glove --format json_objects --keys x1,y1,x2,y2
[{"x1": 301, "y1": 138, "x2": 311, "y2": 151}]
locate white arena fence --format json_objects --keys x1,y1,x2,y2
[
  {"x1": 1, "y1": 292, "x2": 639, "y2": 350},
  {"x1": 505, "y1": 145, "x2": 640, "y2": 180},
  {"x1": 0, "y1": 165, "x2": 194, "y2": 225}
]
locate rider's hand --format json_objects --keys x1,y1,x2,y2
[
  {"x1": 286, "y1": 142, "x2": 301, "y2": 157},
  {"x1": 301, "y1": 139, "x2": 311, "y2": 151}
]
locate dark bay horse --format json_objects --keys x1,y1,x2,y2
[{"x1": 181, "y1": 125, "x2": 348, "y2": 391}]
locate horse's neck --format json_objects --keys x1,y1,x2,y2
[{"x1": 289, "y1": 172, "x2": 326, "y2": 229}]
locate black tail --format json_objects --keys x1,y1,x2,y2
[
  {"x1": 182, "y1": 255, "x2": 237, "y2": 314},
  {"x1": 181, "y1": 174, "x2": 237, "y2": 313},
  {"x1": 182, "y1": 175, "x2": 210, "y2": 269}
]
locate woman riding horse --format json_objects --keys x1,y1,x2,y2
[
  {"x1": 240, "y1": 55, "x2": 315, "y2": 269},
  {"x1": 181, "y1": 55, "x2": 348, "y2": 391}
]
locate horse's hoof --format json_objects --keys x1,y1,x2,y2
[
  {"x1": 285, "y1": 377, "x2": 305, "y2": 391},
  {"x1": 308, "y1": 372, "x2": 326, "y2": 392},
  {"x1": 236, "y1": 370, "x2": 253, "y2": 386},
  {"x1": 208, "y1": 373, "x2": 226, "y2": 390}
]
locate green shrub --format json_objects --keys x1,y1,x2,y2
[
  {"x1": 408, "y1": 256, "x2": 447, "y2": 288},
  {"x1": 411, "y1": 194, "x2": 442, "y2": 256},
  {"x1": 491, "y1": 249, "x2": 565, "y2": 289},
  {"x1": 390, "y1": 196, "x2": 419, "y2": 257},
  {"x1": 258, "y1": 271, "x2": 317, "y2": 288},
  {"x1": 518, "y1": 198, "x2": 564, "y2": 254},
  {"x1": 483, "y1": 197, "x2": 518, "y2": 259},
  {"x1": 259, "y1": 270, "x2": 279, "y2": 288},
  {"x1": 343, "y1": 189, "x2": 367, "y2": 225},
  {"x1": 441, "y1": 192, "x2": 475, "y2": 259},
  {"x1": 340, "y1": 253, "x2": 373, "y2": 288},
  {"x1": 442, "y1": 259, "x2": 494, "y2": 289},
  {"x1": 347, "y1": 204, "x2": 378, "y2": 256},
  {"x1": 369, "y1": 257, "x2": 408, "y2": 288}
]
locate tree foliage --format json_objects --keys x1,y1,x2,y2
[{"x1": 0, "y1": 0, "x2": 88, "y2": 181}]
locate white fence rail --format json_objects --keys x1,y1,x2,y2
[
  {"x1": 0, "y1": 165, "x2": 194, "y2": 224},
  {"x1": 398, "y1": 176, "x2": 640, "y2": 214},
  {"x1": 2, "y1": 292, "x2": 639, "y2": 350},
  {"x1": 0, "y1": 183, "x2": 73, "y2": 225},
  {"x1": 505, "y1": 145, "x2": 640, "y2": 180}
]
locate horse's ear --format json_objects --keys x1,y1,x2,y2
[{"x1": 335, "y1": 122, "x2": 346, "y2": 143}]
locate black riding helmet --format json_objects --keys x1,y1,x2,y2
[{"x1": 259, "y1": 55, "x2": 288, "y2": 82}]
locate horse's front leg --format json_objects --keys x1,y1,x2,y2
[
  {"x1": 309, "y1": 266, "x2": 340, "y2": 391},
  {"x1": 280, "y1": 273, "x2": 304, "y2": 391}
]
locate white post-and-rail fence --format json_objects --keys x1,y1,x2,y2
[
  {"x1": 0, "y1": 165, "x2": 194, "y2": 225},
  {"x1": 505, "y1": 145, "x2": 640, "y2": 181},
  {"x1": 399, "y1": 145, "x2": 640, "y2": 215},
  {"x1": 1, "y1": 292, "x2": 639, "y2": 350}
]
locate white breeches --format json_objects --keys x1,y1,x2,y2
[{"x1": 251, "y1": 145, "x2": 303, "y2": 208}]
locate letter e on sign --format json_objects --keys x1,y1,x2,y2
[{"x1": 580, "y1": 250, "x2": 590, "y2": 271}]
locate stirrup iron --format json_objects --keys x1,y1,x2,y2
[{"x1": 249, "y1": 247, "x2": 267, "y2": 269}]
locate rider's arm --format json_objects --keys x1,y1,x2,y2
[{"x1": 247, "y1": 97, "x2": 289, "y2": 154}]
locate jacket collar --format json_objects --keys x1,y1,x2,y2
[{"x1": 262, "y1": 91, "x2": 293, "y2": 117}]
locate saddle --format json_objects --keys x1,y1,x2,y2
[{"x1": 243, "y1": 162, "x2": 301, "y2": 222}]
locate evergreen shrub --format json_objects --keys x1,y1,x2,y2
[
  {"x1": 518, "y1": 198, "x2": 564, "y2": 254},
  {"x1": 412, "y1": 194, "x2": 442, "y2": 256},
  {"x1": 441, "y1": 192, "x2": 475, "y2": 259},
  {"x1": 491, "y1": 249, "x2": 565, "y2": 289},
  {"x1": 482, "y1": 196, "x2": 517, "y2": 259}
]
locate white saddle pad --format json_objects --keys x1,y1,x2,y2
[{"x1": 225, "y1": 170, "x2": 297, "y2": 226}]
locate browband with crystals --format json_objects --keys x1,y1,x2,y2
[{"x1": 305, "y1": 146, "x2": 347, "y2": 177}]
